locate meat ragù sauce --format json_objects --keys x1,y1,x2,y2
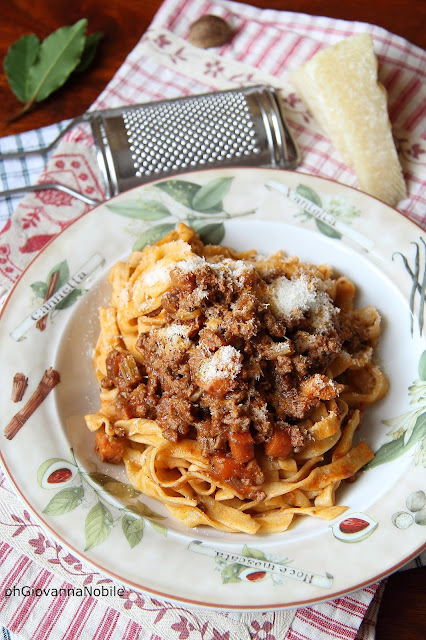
[{"x1": 94, "y1": 227, "x2": 379, "y2": 498}]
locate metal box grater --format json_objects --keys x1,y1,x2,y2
[
  {"x1": 91, "y1": 85, "x2": 300, "y2": 198},
  {"x1": 0, "y1": 85, "x2": 299, "y2": 205}
]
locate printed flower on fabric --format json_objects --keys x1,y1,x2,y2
[
  {"x1": 250, "y1": 620, "x2": 276, "y2": 640},
  {"x1": 120, "y1": 588, "x2": 145, "y2": 610}
]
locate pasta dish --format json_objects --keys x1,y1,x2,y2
[{"x1": 85, "y1": 223, "x2": 388, "y2": 534}]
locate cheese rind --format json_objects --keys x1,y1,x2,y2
[{"x1": 289, "y1": 34, "x2": 407, "y2": 207}]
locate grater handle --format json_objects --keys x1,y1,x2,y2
[
  {"x1": 0, "y1": 114, "x2": 101, "y2": 205},
  {"x1": 0, "y1": 116, "x2": 89, "y2": 160},
  {"x1": 0, "y1": 182, "x2": 102, "y2": 206}
]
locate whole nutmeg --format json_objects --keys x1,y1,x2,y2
[{"x1": 188, "y1": 15, "x2": 234, "y2": 49}]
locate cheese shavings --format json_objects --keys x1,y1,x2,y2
[
  {"x1": 267, "y1": 274, "x2": 337, "y2": 331},
  {"x1": 198, "y1": 346, "x2": 243, "y2": 395}
]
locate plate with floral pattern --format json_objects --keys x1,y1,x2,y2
[{"x1": 0, "y1": 168, "x2": 425, "y2": 610}]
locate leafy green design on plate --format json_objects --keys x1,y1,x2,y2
[
  {"x1": 88, "y1": 472, "x2": 141, "y2": 499},
  {"x1": 84, "y1": 501, "x2": 113, "y2": 551},
  {"x1": 37, "y1": 451, "x2": 167, "y2": 551},
  {"x1": 132, "y1": 223, "x2": 176, "y2": 251},
  {"x1": 393, "y1": 237, "x2": 426, "y2": 336},
  {"x1": 105, "y1": 176, "x2": 255, "y2": 250},
  {"x1": 366, "y1": 350, "x2": 426, "y2": 469},
  {"x1": 191, "y1": 177, "x2": 233, "y2": 212},
  {"x1": 122, "y1": 514, "x2": 144, "y2": 548},
  {"x1": 43, "y1": 486, "x2": 84, "y2": 515},
  {"x1": 294, "y1": 184, "x2": 360, "y2": 239},
  {"x1": 190, "y1": 221, "x2": 225, "y2": 245},
  {"x1": 155, "y1": 179, "x2": 205, "y2": 210},
  {"x1": 30, "y1": 259, "x2": 84, "y2": 320},
  {"x1": 155, "y1": 177, "x2": 232, "y2": 213},
  {"x1": 126, "y1": 500, "x2": 165, "y2": 520},
  {"x1": 217, "y1": 545, "x2": 291, "y2": 586},
  {"x1": 105, "y1": 199, "x2": 171, "y2": 220}
]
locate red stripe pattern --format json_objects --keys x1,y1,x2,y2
[{"x1": 1, "y1": 1, "x2": 426, "y2": 639}]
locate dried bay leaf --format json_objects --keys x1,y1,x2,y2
[
  {"x1": 4, "y1": 33, "x2": 40, "y2": 102},
  {"x1": 75, "y1": 31, "x2": 103, "y2": 73},
  {"x1": 27, "y1": 18, "x2": 87, "y2": 103},
  {"x1": 3, "y1": 18, "x2": 102, "y2": 122}
]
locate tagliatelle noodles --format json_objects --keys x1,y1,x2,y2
[{"x1": 85, "y1": 223, "x2": 388, "y2": 534}]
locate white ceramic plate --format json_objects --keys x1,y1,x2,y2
[{"x1": 1, "y1": 168, "x2": 425, "y2": 610}]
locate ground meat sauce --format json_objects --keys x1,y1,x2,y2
[{"x1": 99, "y1": 251, "x2": 364, "y2": 494}]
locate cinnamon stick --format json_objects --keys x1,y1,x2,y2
[
  {"x1": 36, "y1": 270, "x2": 60, "y2": 331},
  {"x1": 4, "y1": 368, "x2": 61, "y2": 440},
  {"x1": 11, "y1": 373, "x2": 28, "y2": 402}
]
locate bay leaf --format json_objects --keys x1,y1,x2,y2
[
  {"x1": 74, "y1": 31, "x2": 103, "y2": 73},
  {"x1": 27, "y1": 19, "x2": 87, "y2": 104},
  {"x1": 3, "y1": 34, "x2": 40, "y2": 102}
]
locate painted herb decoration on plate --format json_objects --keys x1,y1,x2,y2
[
  {"x1": 393, "y1": 237, "x2": 426, "y2": 336},
  {"x1": 294, "y1": 184, "x2": 361, "y2": 238},
  {"x1": 38, "y1": 451, "x2": 167, "y2": 551},
  {"x1": 105, "y1": 176, "x2": 255, "y2": 250},
  {"x1": 366, "y1": 350, "x2": 426, "y2": 469},
  {"x1": 30, "y1": 260, "x2": 84, "y2": 330}
]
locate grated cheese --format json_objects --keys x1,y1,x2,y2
[
  {"x1": 142, "y1": 263, "x2": 172, "y2": 288},
  {"x1": 266, "y1": 274, "x2": 337, "y2": 329},
  {"x1": 199, "y1": 345, "x2": 242, "y2": 383},
  {"x1": 175, "y1": 256, "x2": 206, "y2": 273}
]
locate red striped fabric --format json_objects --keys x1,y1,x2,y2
[{"x1": 1, "y1": 1, "x2": 425, "y2": 639}]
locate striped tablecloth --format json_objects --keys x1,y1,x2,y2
[{"x1": 1, "y1": 1, "x2": 425, "y2": 638}]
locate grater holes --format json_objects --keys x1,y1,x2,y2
[{"x1": 122, "y1": 91, "x2": 259, "y2": 176}]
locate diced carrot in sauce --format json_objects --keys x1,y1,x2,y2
[
  {"x1": 264, "y1": 429, "x2": 293, "y2": 458},
  {"x1": 229, "y1": 432, "x2": 255, "y2": 464},
  {"x1": 211, "y1": 454, "x2": 242, "y2": 480},
  {"x1": 95, "y1": 429, "x2": 126, "y2": 464}
]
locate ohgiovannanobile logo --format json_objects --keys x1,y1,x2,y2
[{"x1": 5, "y1": 585, "x2": 125, "y2": 598}]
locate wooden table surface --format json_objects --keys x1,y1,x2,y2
[{"x1": 0, "y1": 1, "x2": 425, "y2": 638}]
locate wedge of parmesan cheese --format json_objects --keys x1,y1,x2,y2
[{"x1": 289, "y1": 34, "x2": 406, "y2": 207}]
